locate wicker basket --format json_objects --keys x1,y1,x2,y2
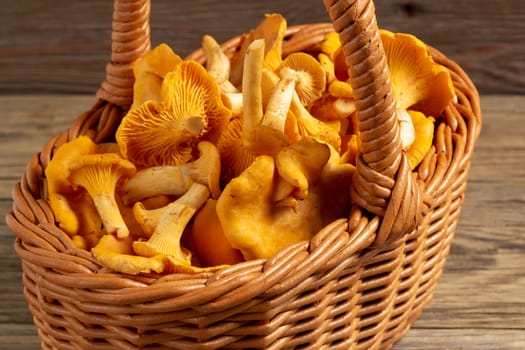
[{"x1": 6, "y1": 0, "x2": 481, "y2": 349}]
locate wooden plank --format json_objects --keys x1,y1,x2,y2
[
  {"x1": 395, "y1": 329, "x2": 525, "y2": 349},
  {"x1": 1, "y1": 95, "x2": 524, "y2": 348},
  {"x1": 1, "y1": 0, "x2": 524, "y2": 95}
]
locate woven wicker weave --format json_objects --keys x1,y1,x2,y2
[{"x1": 6, "y1": 0, "x2": 481, "y2": 349}]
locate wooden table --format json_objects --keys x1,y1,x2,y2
[{"x1": 1, "y1": 94, "x2": 524, "y2": 348}]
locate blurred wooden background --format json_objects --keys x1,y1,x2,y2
[{"x1": 1, "y1": 0, "x2": 524, "y2": 95}]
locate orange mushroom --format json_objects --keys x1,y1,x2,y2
[
  {"x1": 405, "y1": 110, "x2": 435, "y2": 169},
  {"x1": 67, "y1": 153, "x2": 136, "y2": 238},
  {"x1": 131, "y1": 43, "x2": 183, "y2": 110},
  {"x1": 91, "y1": 234, "x2": 166, "y2": 275},
  {"x1": 216, "y1": 140, "x2": 353, "y2": 260},
  {"x1": 190, "y1": 199, "x2": 244, "y2": 267},
  {"x1": 132, "y1": 183, "x2": 210, "y2": 272},
  {"x1": 230, "y1": 13, "x2": 287, "y2": 86},
  {"x1": 116, "y1": 60, "x2": 231, "y2": 169},
  {"x1": 380, "y1": 29, "x2": 455, "y2": 118},
  {"x1": 277, "y1": 53, "x2": 326, "y2": 107},
  {"x1": 45, "y1": 136, "x2": 102, "y2": 237},
  {"x1": 121, "y1": 141, "x2": 222, "y2": 204}
]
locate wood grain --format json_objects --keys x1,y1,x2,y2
[
  {"x1": 1, "y1": 0, "x2": 524, "y2": 95},
  {"x1": 0, "y1": 94, "x2": 524, "y2": 348}
]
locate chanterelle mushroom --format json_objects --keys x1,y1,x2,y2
[
  {"x1": 216, "y1": 140, "x2": 354, "y2": 260},
  {"x1": 91, "y1": 234, "x2": 165, "y2": 275},
  {"x1": 67, "y1": 153, "x2": 136, "y2": 238},
  {"x1": 132, "y1": 183, "x2": 210, "y2": 272},
  {"x1": 116, "y1": 60, "x2": 231, "y2": 169},
  {"x1": 405, "y1": 110, "x2": 435, "y2": 169},
  {"x1": 131, "y1": 43, "x2": 183, "y2": 110},
  {"x1": 380, "y1": 29, "x2": 454, "y2": 118},
  {"x1": 229, "y1": 13, "x2": 287, "y2": 86},
  {"x1": 277, "y1": 53, "x2": 326, "y2": 107},
  {"x1": 121, "y1": 141, "x2": 222, "y2": 204},
  {"x1": 190, "y1": 199, "x2": 244, "y2": 267},
  {"x1": 45, "y1": 136, "x2": 102, "y2": 237}
]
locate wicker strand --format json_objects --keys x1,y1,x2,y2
[
  {"x1": 324, "y1": 0, "x2": 425, "y2": 244},
  {"x1": 96, "y1": 0, "x2": 151, "y2": 108}
]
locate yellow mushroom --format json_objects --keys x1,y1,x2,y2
[
  {"x1": 289, "y1": 90, "x2": 341, "y2": 151},
  {"x1": 121, "y1": 141, "x2": 221, "y2": 204},
  {"x1": 397, "y1": 109, "x2": 417, "y2": 150},
  {"x1": 132, "y1": 183, "x2": 210, "y2": 271},
  {"x1": 216, "y1": 141, "x2": 353, "y2": 260},
  {"x1": 201, "y1": 34, "x2": 237, "y2": 93},
  {"x1": 277, "y1": 53, "x2": 326, "y2": 107},
  {"x1": 190, "y1": 199, "x2": 244, "y2": 267},
  {"x1": 216, "y1": 117, "x2": 257, "y2": 183},
  {"x1": 131, "y1": 43, "x2": 183, "y2": 110},
  {"x1": 320, "y1": 31, "x2": 342, "y2": 60},
  {"x1": 116, "y1": 60, "x2": 231, "y2": 168},
  {"x1": 406, "y1": 110, "x2": 435, "y2": 169},
  {"x1": 45, "y1": 136, "x2": 102, "y2": 237},
  {"x1": 327, "y1": 80, "x2": 354, "y2": 99},
  {"x1": 230, "y1": 13, "x2": 287, "y2": 86},
  {"x1": 217, "y1": 39, "x2": 290, "y2": 181},
  {"x1": 91, "y1": 234, "x2": 165, "y2": 275},
  {"x1": 275, "y1": 138, "x2": 331, "y2": 201},
  {"x1": 380, "y1": 29, "x2": 455, "y2": 118},
  {"x1": 318, "y1": 53, "x2": 336, "y2": 84},
  {"x1": 67, "y1": 153, "x2": 136, "y2": 238},
  {"x1": 310, "y1": 95, "x2": 356, "y2": 121}
]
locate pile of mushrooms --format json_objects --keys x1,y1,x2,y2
[{"x1": 45, "y1": 14, "x2": 455, "y2": 274}]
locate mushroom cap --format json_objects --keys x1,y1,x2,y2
[
  {"x1": 117, "y1": 60, "x2": 232, "y2": 168},
  {"x1": 67, "y1": 153, "x2": 136, "y2": 238},
  {"x1": 132, "y1": 43, "x2": 183, "y2": 110},
  {"x1": 216, "y1": 117, "x2": 257, "y2": 182},
  {"x1": 320, "y1": 31, "x2": 342, "y2": 60},
  {"x1": 45, "y1": 136, "x2": 100, "y2": 195},
  {"x1": 45, "y1": 136, "x2": 101, "y2": 235},
  {"x1": 258, "y1": 13, "x2": 287, "y2": 72},
  {"x1": 406, "y1": 109, "x2": 435, "y2": 169},
  {"x1": 92, "y1": 234, "x2": 166, "y2": 275},
  {"x1": 275, "y1": 138, "x2": 331, "y2": 200},
  {"x1": 380, "y1": 29, "x2": 455, "y2": 117},
  {"x1": 278, "y1": 52, "x2": 326, "y2": 107},
  {"x1": 191, "y1": 199, "x2": 244, "y2": 267},
  {"x1": 68, "y1": 153, "x2": 136, "y2": 194},
  {"x1": 229, "y1": 13, "x2": 287, "y2": 85},
  {"x1": 216, "y1": 152, "x2": 348, "y2": 261}
]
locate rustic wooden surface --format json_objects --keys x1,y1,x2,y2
[
  {"x1": 1, "y1": 0, "x2": 525, "y2": 95},
  {"x1": 1, "y1": 94, "x2": 524, "y2": 349}
]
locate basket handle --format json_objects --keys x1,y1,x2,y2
[
  {"x1": 96, "y1": 0, "x2": 151, "y2": 107},
  {"x1": 324, "y1": 0, "x2": 425, "y2": 244},
  {"x1": 97, "y1": 0, "x2": 425, "y2": 245}
]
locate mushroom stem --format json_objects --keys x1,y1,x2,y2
[
  {"x1": 221, "y1": 92, "x2": 243, "y2": 117},
  {"x1": 92, "y1": 192, "x2": 129, "y2": 238},
  {"x1": 132, "y1": 183, "x2": 210, "y2": 266},
  {"x1": 133, "y1": 183, "x2": 210, "y2": 236},
  {"x1": 261, "y1": 75, "x2": 296, "y2": 132},
  {"x1": 397, "y1": 109, "x2": 416, "y2": 150},
  {"x1": 202, "y1": 34, "x2": 231, "y2": 85},
  {"x1": 67, "y1": 153, "x2": 136, "y2": 239},
  {"x1": 242, "y1": 39, "x2": 265, "y2": 136},
  {"x1": 122, "y1": 141, "x2": 221, "y2": 203},
  {"x1": 289, "y1": 90, "x2": 341, "y2": 150},
  {"x1": 122, "y1": 166, "x2": 193, "y2": 204},
  {"x1": 176, "y1": 116, "x2": 205, "y2": 140}
]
